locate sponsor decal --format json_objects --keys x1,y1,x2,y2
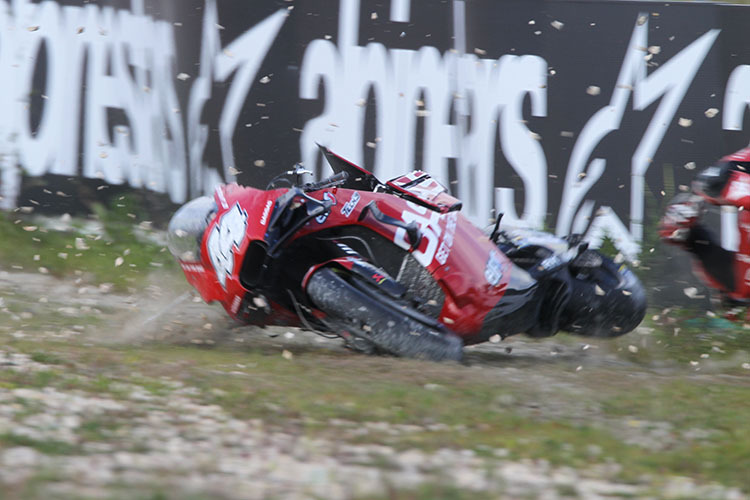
[
  {"x1": 341, "y1": 191, "x2": 361, "y2": 217},
  {"x1": 315, "y1": 192, "x2": 336, "y2": 223},
  {"x1": 372, "y1": 272, "x2": 387, "y2": 285},
  {"x1": 539, "y1": 254, "x2": 562, "y2": 271},
  {"x1": 435, "y1": 212, "x2": 458, "y2": 266},
  {"x1": 336, "y1": 242, "x2": 359, "y2": 256},
  {"x1": 181, "y1": 263, "x2": 205, "y2": 273},
  {"x1": 726, "y1": 175, "x2": 750, "y2": 202},
  {"x1": 393, "y1": 201, "x2": 443, "y2": 266},
  {"x1": 230, "y1": 295, "x2": 242, "y2": 314},
  {"x1": 484, "y1": 250, "x2": 504, "y2": 286},
  {"x1": 215, "y1": 186, "x2": 229, "y2": 209},
  {"x1": 207, "y1": 203, "x2": 248, "y2": 288},
  {"x1": 259, "y1": 199, "x2": 273, "y2": 226},
  {"x1": 394, "y1": 202, "x2": 457, "y2": 267}
]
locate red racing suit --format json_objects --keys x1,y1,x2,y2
[{"x1": 660, "y1": 147, "x2": 750, "y2": 301}]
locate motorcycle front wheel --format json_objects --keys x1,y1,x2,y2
[
  {"x1": 306, "y1": 267, "x2": 464, "y2": 361},
  {"x1": 560, "y1": 250, "x2": 647, "y2": 337}
]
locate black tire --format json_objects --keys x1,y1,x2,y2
[
  {"x1": 307, "y1": 267, "x2": 463, "y2": 361},
  {"x1": 560, "y1": 250, "x2": 647, "y2": 337}
]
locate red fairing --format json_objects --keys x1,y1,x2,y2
[
  {"x1": 284, "y1": 187, "x2": 512, "y2": 336},
  {"x1": 719, "y1": 170, "x2": 750, "y2": 210},
  {"x1": 181, "y1": 184, "x2": 285, "y2": 321},
  {"x1": 730, "y1": 209, "x2": 750, "y2": 300},
  {"x1": 720, "y1": 147, "x2": 750, "y2": 163},
  {"x1": 178, "y1": 182, "x2": 511, "y2": 338}
]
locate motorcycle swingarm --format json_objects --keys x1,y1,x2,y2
[
  {"x1": 302, "y1": 254, "x2": 406, "y2": 301},
  {"x1": 303, "y1": 257, "x2": 449, "y2": 335}
]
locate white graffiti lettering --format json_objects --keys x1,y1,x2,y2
[
  {"x1": 556, "y1": 14, "x2": 719, "y2": 258},
  {"x1": 0, "y1": 0, "x2": 286, "y2": 209},
  {"x1": 299, "y1": 0, "x2": 547, "y2": 228},
  {"x1": 724, "y1": 65, "x2": 750, "y2": 132},
  {"x1": 0, "y1": 0, "x2": 186, "y2": 208},
  {"x1": 187, "y1": 0, "x2": 287, "y2": 195}
]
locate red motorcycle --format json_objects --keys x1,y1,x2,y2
[{"x1": 168, "y1": 146, "x2": 646, "y2": 361}]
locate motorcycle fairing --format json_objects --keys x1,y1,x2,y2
[
  {"x1": 318, "y1": 145, "x2": 461, "y2": 214},
  {"x1": 385, "y1": 171, "x2": 462, "y2": 214},
  {"x1": 185, "y1": 174, "x2": 518, "y2": 338}
]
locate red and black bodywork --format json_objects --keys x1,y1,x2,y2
[
  {"x1": 688, "y1": 147, "x2": 750, "y2": 300},
  {"x1": 169, "y1": 147, "x2": 645, "y2": 356}
]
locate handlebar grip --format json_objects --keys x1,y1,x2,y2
[{"x1": 304, "y1": 171, "x2": 349, "y2": 192}]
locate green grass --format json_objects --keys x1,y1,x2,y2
[
  {"x1": 0, "y1": 433, "x2": 78, "y2": 455},
  {"x1": 29, "y1": 352, "x2": 66, "y2": 365},
  {"x1": 1, "y1": 210, "x2": 749, "y2": 495},
  {"x1": 606, "y1": 312, "x2": 750, "y2": 369},
  {"x1": 78, "y1": 418, "x2": 123, "y2": 442},
  {"x1": 359, "y1": 484, "x2": 493, "y2": 500},
  {"x1": 3, "y1": 335, "x2": 747, "y2": 491},
  {"x1": 0, "y1": 200, "x2": 178, "y2": 291}
]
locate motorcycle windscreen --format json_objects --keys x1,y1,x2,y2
[
  {"x1": 167, "y1": 196, "x2": 218, "y2": 262},
  {"x1": 318, "y1": 144, "x2": 381, "y2": 191}
]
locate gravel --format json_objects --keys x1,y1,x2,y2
[{"x1": 0, "y1": 271, "x2": 747, "y2": 499}]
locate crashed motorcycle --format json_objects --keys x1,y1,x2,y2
[{"x1": 167, "y1": 146, "x2": 646, "y2": 361}]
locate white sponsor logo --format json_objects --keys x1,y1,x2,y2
[
  {"x1": 315, "y1": 192, "x2": 336, "y2": 223},
  {"x1": 230, "y1": 295, "x2": 242, "y2": 314},
  {"x1": 341, "y1": 191, "x2": 361, "y2": 217},
  {"x1": 181, "y1": 263, "x2": 205, "y2": 273},
  {"x1": 484, "y1": 250, "x2": 504, "y2": 286},
  {"x1": 725, "y1": 176, "x2": 750, "y2": 202},
  {"x1": 393, "y1": 202, "x2": 458, "y2": 267},
  {"x1": 207, "y1": 203, "x2": 248, "y2": 288},
  {"x1": 260, "y1": 199, "x2": 273, "y2": 226},
  {"x1": 435, "y1": 211, "x2": 458, "y2": 265},
  {"x1": 337, "y1": 242, "x2": 359, "y2": 256}
]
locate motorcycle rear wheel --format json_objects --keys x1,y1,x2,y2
[{"x1": 307, "y1": 267, "x2": 464, "y2": 361}]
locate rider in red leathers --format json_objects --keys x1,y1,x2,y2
[{"x1": 659, "y1": 147, "x2": 750, "y2": 302}]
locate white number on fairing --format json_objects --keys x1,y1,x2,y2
[
  {"x1": 393, "y1": 202, "x2": 442, "y2": 267},
  {"x1": 207, "y1": 203, "x2": 248, "y2": 288}
]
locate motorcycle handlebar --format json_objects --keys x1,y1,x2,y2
[{"x1": 303, "y1": 171, "x2": 349, "y2": 192}]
